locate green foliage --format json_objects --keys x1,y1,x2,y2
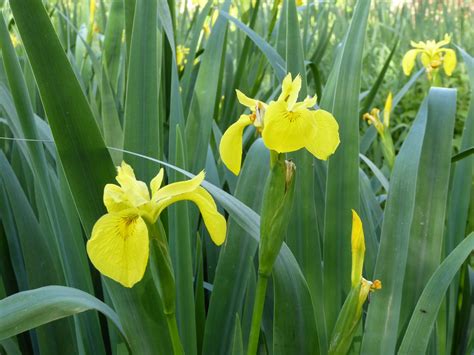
[{"x1": 0, "y1": 0, "x2": 472, "y2": 354}]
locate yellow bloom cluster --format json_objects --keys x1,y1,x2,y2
[
  {"x1": 402, "y1": 34, "x2": 457, "y2": 79},
  {"x1": 87, "y1": 162, "x2": 226, "y2": 287},
  {"x1": 219, "y1": 74, "x2": 340, "y2": 175}
]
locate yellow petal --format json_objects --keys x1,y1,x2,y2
[
  {"x1": 383, "y1": 92, "x2": 392, "y2": 127},
  {"x1": 420, "y1": 52, "x2": 432, "y2": 69},
  {"x1": 292, "y1": 95, "x2": 318, "y2": 111},
  {"x1": 437, "y1": 33, "x2": 451, "y2": 48},
  {"x1": 115, "y1": 161, "x2": 150, "y2": 207},
  {"x1": 156, "y1": 187, "x2": 227, "y2": 245},
  {"x1": 304, "y1": 109, "x2": 340, "y2": 160},
  {"x1": 236, "y1": 90, "x2": 257, "y2": 111},
  {"x1": 351, "y1": 210, "x2": 365, "y2": 288},
  {"x1": 278, "y1": 74, "x2": 302, "y2": 110},
  {"x1": 87, "y1": 211, "x2": 149, "y2": 288},
  {"x1": 442, "y1": 48, "x2": 457, "y2": 76},
  {"x1": 153, "y1": 170, "x2": 205, "y2": 203},
  {"x1": 262, "y1": 100, "x2": 307, "y2": 153},
  {"x1": 219, "y1": 115, "x2": 253, "y2": 175},
  {"x1": 402, "y1": 49, "x2": 420, "y2": 75},
  {"x1": 150, "y1": 168, "x2": 165, "y2": 199},
  {"x1": 103, "y1": 184, "x2": 134, "y2": 213}
]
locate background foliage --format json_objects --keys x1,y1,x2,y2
[{"x1": 0, "y1": 0, "x2": 473, "y2": 354}]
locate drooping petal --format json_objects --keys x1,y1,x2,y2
[
  {"x1": 115, "y1": 162, "x2": 150, "y2": 207},
  {"x1": 420, "y1": 52, "x2": 433, "y2": 69},
  {"x1": 155, "y1": 187, "x2": 227, "y2": 246},
  {"x1": 442, "y1": 48, "x2": 457, "y2": 76},
  {"x1": 153, "y1": 170, "x2": 205, "y2": 202},
  {"x1": 236, "y1": 90, "x2": 258, "y2": 111},
  {"x1": 87, "y1": 210, "x2": 149, "y2": 288},
  {"x1": 402, "y1": 49, "x2": 421, "y2": 75},
  {"x1": 350, "y1": 210, "x2": 365, "y2": 288},
  {"x1": 150, "y1": 168, "x2": 165, "y2": 199},
  {"x1": 219, "y1": 115, "x2": 253, "y2": 175},
  {"x1": 304, "y1": 109, "x2": 340, "y2": 160},
  {"x1": 103, "y1": 184, "x2": 134, "y2": 213},
  {"x1": 262, "y1": 100, "x2": 307, "y2": 153}
]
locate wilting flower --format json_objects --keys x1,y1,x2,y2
[
  {"x1": 176, "y1": 45, "x2": 190, "y2": 71},
  {"x1": 87, "y1": 162, "x2": 226, "y2": 287},
  {"x1": 402, "y1": 34, "x2": 457, "y2": 79},
  {"x1": 219, "y1": 74, "x2": 340, "y2": 175}
]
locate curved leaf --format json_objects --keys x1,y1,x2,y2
[{"x1": 0, "y1": 286, "x2": 127, "y2": 345}]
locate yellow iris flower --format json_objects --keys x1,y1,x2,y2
[
  {"x1": 351, "y1": 210, "x2": 381, "y2": 305},
  {"x1": 87, "y1": 162, "x2": 227, "y2": 288},
  {"x1": 402, "y1": 34, "x2": 457, "y2": 79},
  {"x1": 219, "y1": 74, "x2": 340, "y2": 175}
]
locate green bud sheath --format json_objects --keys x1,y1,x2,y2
[
  {"x1": 328, "y1": 284, "x2": 362, "y2": 355},
  {"x1": 258, "y1": 158, "x2": 296, "y2": 277}
]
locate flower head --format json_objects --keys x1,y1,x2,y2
[
  {"x1": 87, "y1": 162, "x2": 227, "y2": 287},
  {"x1": 219, "y1": 73, "x2": 340, "y2": 175},
  {"x1": 402, "y1": 34, "x2": 457, "y2": 79}
]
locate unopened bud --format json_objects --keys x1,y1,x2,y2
[{"x1": 258, "y1": 159, "x2": 296, "y2": 277}]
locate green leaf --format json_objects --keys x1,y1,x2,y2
[
  {"x1": 0, "y1": 286, "x2": 127, "y2": 345},
  {"x1": 444, "y1": 46, "x2": 474, "y2": 353},
  {"x1": 400, "y1": 87, "x2": 457, "y2": 332},
  {"x1": 184, "y1": 0, "x2": 230, "y2": 173},
  {"x1": 123, "y1": 0, "x2": 161, "y2": 181},
  {"x1": 202, "y1": 140, "x2": 268, "y2": 354},
  {"x1": 284, "y1": 0, "x2": 325, "y2": 352},
  {"x1": 320, "y1": 0, "x2": 371, "y2": 335},
  {"x1": 168, "y1": 127, "x2": 197, "y2": 355},
  {"x1": 231, "y1": 315, "x2": 244, "y2": 355},
  {"x1": 398, "y1": 233, "x2": 474, "y2": 354}
]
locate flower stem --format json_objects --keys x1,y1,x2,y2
[
  {"x1": 247, "y1": 274, "x2": 269, "y2": 355},
  {"x1": 166, "y1": 313, "x2": 184, "y2": 355}
]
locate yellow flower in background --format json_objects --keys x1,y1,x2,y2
[
  {"x1": 87, "y1": 162, "x2": 227, "y2": 287},
  {"x1": 402, "y1": 34, "x2": 457, "y2": 78},
  {"x1": 176, "y1": 45, "x2": 190, "y2": 71},
  {"x1": 219, "y1": 73, "x2": 340, "y2": 175},
  {"x1": 350, "y1": 210, "x2": 381, "y2": 306},
  {"x1": 296, "y1": 0, "x2": 304, "y2": 6},
  {"x1": 362, "y1": 92, "x2": 392, "y2": 135}
]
